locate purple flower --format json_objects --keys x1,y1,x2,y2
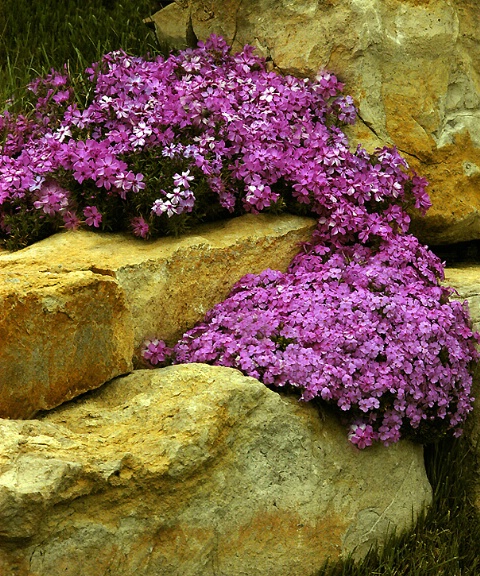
[
  {"x1": 150, "y1": 235, "x2": 479, "y2": 448},
  {"x1": 63, "y1": 211, "x2": 80, "y2": 230},
  {"x1": 142, "y1": 339, "x2": 172, "y2": 365},
  {"x1": 33, "y1": 181, "x2": 69, "y2": 215},
  {"x1": 348, "y1": 423, "x2": 375, "y2": 449},
  {"x1": 2, "y1": 35, "x2": 478, "y2": 451},
  {"x1": 173, "y1": 170, "x2": 194, "y2": 189},
  {"x1": 131, "y1": 216, "x2": 149, "y2": 238},
  {"x1": 0, "y1": 35, "x2": 432, "y2": 249},
  {"x1": 83, "y1": 205, "x2": 102, "y2": 228}
]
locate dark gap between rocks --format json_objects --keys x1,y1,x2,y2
[{"x1": 430, "y1": 240, "x2": 480, "y2": 265}]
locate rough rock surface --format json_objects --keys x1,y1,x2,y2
[
  {"x1": 151, "y1": 0, "x2": 480, "y2": 245},
  {"x1": 145, "y1": 0, "x2": 195, "y2": 51},
  {"x1": 0, "y1": 364, "x2": 432, "y2": 576},
  {"x1": 444, "y1": 266, "x2": 480, "y2": 335},
  {"x1": 0, "y1": 270, "x2": 133, "y2": 420},
  {"x1": 0, "y1": 214, "x2": 315, "y2": 418}
]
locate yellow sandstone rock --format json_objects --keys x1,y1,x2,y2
[
  {"x1": 0, "y1": 214, "x2": 315, "y2": 418},
  {"x1": 0, "y1": 364, "x2": 432, "y2": 575}
]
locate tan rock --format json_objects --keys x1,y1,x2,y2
[
  {"x1": 0, "y1": 364, "x2": 432, "y2": 575},
  {"x1": 444, "y1": 265, "x2": 480, "y2": 334},
  {"x1": 146, "y1": 1, "x2": 195, "y2": 52},
  {"x1": 0, "y1": 270, "x2": 133, "y2": 419},
  {"x1": 150, "y1": 0, "x2": 480, "y2": 244},
  {"x1": 1, "y1": 214, "x2": 314, "y2": 346},
  {"x1": 408, "y1": 132, "x2": 480, "y2": 245},
  {"x1": 0, "y1": 214, "x2": 315, "y2": 417}
]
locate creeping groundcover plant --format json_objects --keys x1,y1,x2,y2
[{"x1": 1, "y1": 36, "x2": 478, "y2": 448}]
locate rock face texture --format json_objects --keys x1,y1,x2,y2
[
  {"x1": 0, "y1": 364, "x2": 432, "y2": 576},
  {"x1": 444, "y1": 266, "x2": 480, "y2": 335},
  {"x1": 151, "y1": 0, "x2": 480, "y2": 245},
  {"x1": 0, "y1": 269, "x2": 133, "y2": 420},
  {"x1": 0, "y1": 214, "x2": 315, "y2": 418}
]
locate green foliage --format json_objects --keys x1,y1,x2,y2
[{"x1": 0, "y1": 0, "x2": 164, "y2": 112}]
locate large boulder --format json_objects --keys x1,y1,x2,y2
[
  {"x1": 150, "y1": 0, "x2": 480, "y2": 245},
  {"x1": 0, "y1": 214, "x2": 315, "y2": 418},
  {"x1": 0, "y1": 364, "x2": 432, "y2": 576}
]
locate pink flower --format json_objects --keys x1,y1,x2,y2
[
  {"x1": 83, "y1": 205, "x2": 102, "y2": 228},
  {"x1": 348, "y1": 423, "x2": 375, "y2": 449},
  {"x1": 33, "y1": 181, "x2": 69, "y2": 215},
  {"x1": 142, "y1": 339, "x2": 171, "y2": 365},
  {"x1": 173, "y1": 170, "x2": 194, "y2": 189},
  {"x1": 63, "y1": 211, "x2": 80, "y2": 230},
  {"x1": 131, "y1": 216, "x2": 149, "y2": 238}
]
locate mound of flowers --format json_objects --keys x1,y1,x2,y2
[
  {"x1": 0, "y1": 35, "x2": 427, "y2": 249},
  {"x1": 1, "y1": 36, "x2": 477, "y2": 447},
  {"x1": 144, "y1": 236, "x2": 478, "y2": 448}
]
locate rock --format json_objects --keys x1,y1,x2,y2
[
  {"x1": 0, "y1": 214, "x2": 315, "y2": 418},
  {"x1": 150, "y1": 0, "x2": 480, "y2": 245},
  {"x1": 0, "y1": 270, "x2": 133, "y2": 420},
  {"x1": 0, "y1": 364, "x2": 432, "y2": 575},
  {"x1": 146, "y1": 1, "x2": 195, "y2": 52},
  {"x1": 444, "y1": 265, "x2": 480, "y2": 334}
]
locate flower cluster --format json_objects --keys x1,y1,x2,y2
[
  {"x1": 1, "y1": 36, "x2": 477, "y2": 447},
  {"x1": 118, "y1": 39, "x2": 477, "y2": 448},
  {"x1": 0, "y1": 35, "x2": 428, "y2": 249},
  {"x1": 144, "y1": 236, "x2": 479, "y2": 447}
]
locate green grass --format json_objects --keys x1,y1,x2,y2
[
  {"x1": 318, "y1": 435, "x2": 480, "y2": 576},
  {"x1": 0, "y1": 0, "x2": 165, "y2": 112},
  {"x1": 1, "y1": 2, "x2": 480, "y2": 573}
]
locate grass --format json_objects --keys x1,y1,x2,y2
[
  {"x1": 1, "y1": 1, "x2": 480, "y2": 573},
  {"x1": 0, "y1": 0, "x2": 166, "y2": 112}
]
